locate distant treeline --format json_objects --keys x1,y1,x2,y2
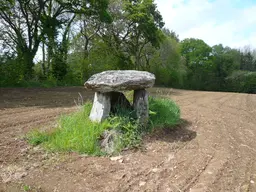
[{"x1": 0, "y1": 0, "x2": 255, "y2": 93}]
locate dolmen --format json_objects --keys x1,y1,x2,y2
[{"x1": 84, "y1": 70, "x2": 155, "y2": 126}]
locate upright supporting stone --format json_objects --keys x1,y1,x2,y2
[
  {"x1": 133, "y1": 89, "x2": 149, "y2": 126},
  {"x1": 89, "y1": 92, "x2": 111, "y2": 122}
]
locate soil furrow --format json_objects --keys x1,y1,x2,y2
[{"x1": 0, "y1": 87, "x2": 255, "y2": 192}]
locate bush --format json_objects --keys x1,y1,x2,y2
[
  {"x1": 225, "y1": 71, "x2": 256, "y2": 93},
  {"x1": 27, "y1": 96, "x2": 180, "y2": 155},
  {"x1": 0, "y1": 56, "x2": 23, "y2": 87}
]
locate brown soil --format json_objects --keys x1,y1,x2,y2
[{"x1": 0, "y1": 87, "x2": 256, "y2": 192}]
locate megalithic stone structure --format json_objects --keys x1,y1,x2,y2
[{"x1": 84, "y1": 70, "x2": 155, "y2": 126}]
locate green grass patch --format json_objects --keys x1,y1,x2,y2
[
  {"x1": 149, "y1": 96, "x2": 180, "y2": 128},
  {"x1": 27, "y1": 96, "x2": 180, "y2": 155}
]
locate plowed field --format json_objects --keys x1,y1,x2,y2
[{"x1": 0, "y1": 87, "x2": 255, "y2": 192}]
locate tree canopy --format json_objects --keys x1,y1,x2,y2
[{"x1": 0, "y1": 0, "x2": 255, "y2": 93}]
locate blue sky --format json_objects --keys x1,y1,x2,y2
[{"x1": 155, "y1": 0, "x2": 256, "y2": 49}]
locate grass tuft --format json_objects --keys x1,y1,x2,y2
[
  {"x1": 27, "y1": 130, "x2": 49, "y2": 146},
  {"x1": 149, "y1": 97, "x2": 180, "y2": 128},
  {"x1": 27, "y1": 96, "x2": 180, "y2": 155}
]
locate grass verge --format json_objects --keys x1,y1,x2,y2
[{"x1": 27, "y1": 96, "x2": 180, "y2": 155}]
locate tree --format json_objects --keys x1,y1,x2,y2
[
  {"x1": 162, "y1": 28, "x2": 179, "y2": 42},
  {"x1": 0, "y1": 0, "x2": 47, "y2": 79},
  {"x1": 149, "y1": 34, "x2": 185, "y2": 86},
  {"x1": 240, "y1": 47, "x2": 256, "y2": 71},
  {"x1": 181, "y1": 38, "x2": 212, "y2": 66},
  {"x1": 0, "y1": 0, "x2": 111, "y2": 80},
  {"x1": 212, "y1": 44, "x2": 240, "y2": 90},
  {"x1": 99, "y1": 0, "x2": 164, "y2": 69},
  {"x1": 180, "y1": 38, "x2": 214, "y2": 89},
  {"x1": 39, "y1": 0, "x2": 111, "y2": 80}
]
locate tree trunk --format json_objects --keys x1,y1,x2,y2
[
  {"x1": 21, "y1": 50, "x2": 35, "y2": 80},
  {"x1": 135, "y1": 51, "x2": 140, "y2": 70},
  {"x1": 42, "y1": 41, "x2": 46, "y2": 77}
]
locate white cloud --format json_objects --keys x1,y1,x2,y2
[{"x1": 155, "y1": 0, "x2": 256, "y2": 48}]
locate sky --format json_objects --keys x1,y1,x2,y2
[{"x1": 155, "y1": 0, "x2": 256, "y2": 49}]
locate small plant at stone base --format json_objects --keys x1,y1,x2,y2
[
  {"x1": 23, "y1": 185, "x2": 31, "y2": 192},
  {"x1": 107, "y1": 115, "x2": 142, "y2": 152},
  {"x1": 27, "y1": 96, "x2": 180, "y2": 155}
]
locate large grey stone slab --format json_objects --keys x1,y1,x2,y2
[{"x1": 84, "y1": 70, "x2": 155, "y2": 92}]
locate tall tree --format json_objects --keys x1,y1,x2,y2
[
  {"x1": 148, "y1": 34, "x2": 184, "y2": 86},
  {"x1": 100, "y1": 0, "x2": 164, "y2": 69},
  {"x1": 212, "y1": 44, "x2": 240, "y2": 89},
  {"x1": 40, "y1": 0, "x2": 111, "y2": 79},
  {"x1": 240, "y1": 48, "x2": 256, "y2": 71},
  {"x1": 180, "y1": 38, "x2": 214, "y2": 89},
  {"x1": 0, "y1": 0, "x2": 47, "y2": 79},
  {"x1": 162, "y1": 28, "x2": 179, "y2": 42}
]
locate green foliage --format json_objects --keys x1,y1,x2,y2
[
  {"x1": 162, "y1": 28, "x2": 180, "y2": 42},
  {"x1": 0, "y1": 0, "x2": 112, "y2": 82},
  {"x1": 0, "y1": 56, "x2": 23, "y2": 87},
  {"x1": 226, "y1": 71, "x2": 256, "y2": 93},
  {"x1": 180, "y1": 38, "x2": 217, "y2": 90},
  {"x1": 0, "y1": 0, "x2": 45, "y2": 80},
  {"x1": 211, "y1": 44, "x2": 241, "y2": 90},
  {"x1": 240, "y1": 51, "x2": 256, "y2": 71},
  {"x1": 27, "y1": 97, "x2": 180, "y2": 155},
  {"x1": 107, "y1": 115, "x2": 141, "y2": 151},
  {"x1": 1, "y1": 0, "x2": 255, "y2": 93},
  {"x1": 23, "y1": 185, "x2": 31, "y2": 192},
  {"x1": 52, "y1": 54, "x2": 68, "y2": 80},
  {"x1": 28, "y1": 103, "x2": 105, "y2": 154},
  {"x1": 124, "y1": 90, "x2": 134, "y2": 103},
  {"x1": 125, "y1": 0, "x2": 164, "y2": 47},
  {"x1": 149, "y1": 34, "x2": 186, "y2": 87},
  {"x1": 181, "y1": 38, "x2": 212, "y2": 67},
  {"x1": 67, "y1": 41, "x2": 122, "y2": 83},
  {"x1": 27, "y1": 130, "x2": 49, "y2": 146},
  {"x1": 102, "y1": 0, "x2": 164, "y2": 69},
  {"x1": 149, "y1": 97, "x2": 180, "y2": 128}
]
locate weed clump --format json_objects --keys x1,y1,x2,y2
[
  {"x1": 27, "y1": 96, "x2": 180, "y2": 155},
  {"x1": 149, "y1": 97, "x2": 180, "y2": 128}
]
